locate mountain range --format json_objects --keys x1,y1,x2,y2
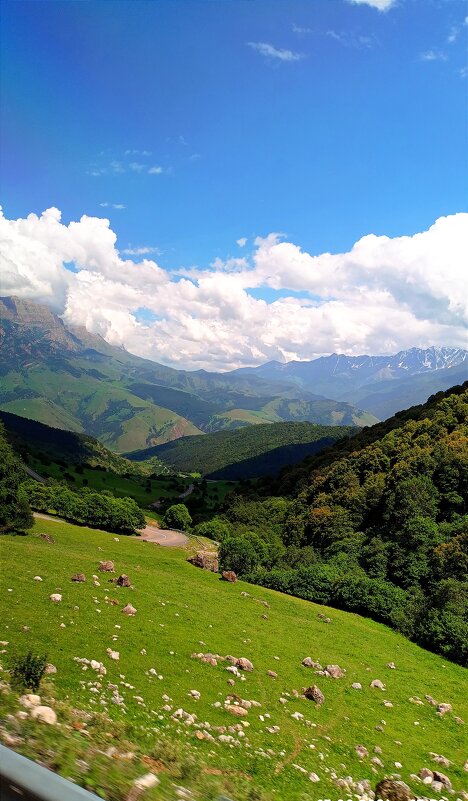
[
  {"x1": 0, "y1": 296, "x2": 376, "y2": 451},
  {"x1": 232, "y1": 347, "x2": 468, "y2": 419},
  {"x1": 2, "y1": 295, "x2": 465, "y2": 453}
]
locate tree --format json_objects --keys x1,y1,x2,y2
[
  {"x1": 162, "y1": 503, "x2": 192, "y2": 531},
  {"x1": 219, "y1": 536, "x2": 261, "y2": 575},
  {"x1": 0, "y1": 426, "x2": 33, "y2": 533}
]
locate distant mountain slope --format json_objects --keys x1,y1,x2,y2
[
  {"x1": 232, "y1": 347, "x2": 468, "y2": 417},
  {"x1": 0, "y1": 296, "x2": 375, "y2": 450},
  {"x1": 0, "y1": 409, "x2": 143, "y2": 475},
  {"x1": 127, "y1": 421, "x2": 356, "y2": 479}
]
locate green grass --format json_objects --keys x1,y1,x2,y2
[{"x1": 1, "y1": 518, "x2": 466, "y2": 800}]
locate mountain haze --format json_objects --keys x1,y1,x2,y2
[{"x1": 0, "y1": 297, "x2": 376, "y2": 451}]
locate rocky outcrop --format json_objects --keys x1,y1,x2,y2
[{"x1": 188, "y1": 552, "x2": 219, "y2": 572}]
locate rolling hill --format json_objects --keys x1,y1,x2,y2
[
  {"x1": 0, "y1": 296, "x2": 377, "y2": 451},
  {"x1": 128, "y1": 421, "x2": 356, "y2": 479}
]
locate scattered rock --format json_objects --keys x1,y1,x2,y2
[
  {"x1": 430, "y1": 753, "x2": 451, "y2": 767},
  {"x1": 309, "y1": 772, "x2": 320, "y2": 782},
  {"x1": 45, "y1": 664, "x2": 57, "y2": 675},
  {"x1": 267, "y1": 670, "x2": 277, "y2": 678},
  {"x1": 133, "y1": 773, "x2": 160, "y2": 790},
  {"x1": 71, "y1": 573, "x2": 86, "y2": 582},
  {"x1": 225, "y1": 705, "x2": 248, "y2": 717},
  {"x1": 304, "y1": 685, "x2": 325, "y2": 705},
  {"x1": 122, "y1": 603, "x2": 137, "y2": 616},
  {"x1": 236, "y1": 657, "x2": 253, "y2": 672},
  {"x1": 30, "y1": 706, "x2": 57, "y2": 725},
  {"x1": 387, "y1": 662, "x2": 397, "y2": 669},
  {"x1": 221, "y1": 570, "x2": 237, "y2": 583},
  {"x1": 98, "y1": 560, "x2": 115, "y2": 573},
  {"x1": 302, "y1": 657, "x2": 322, "y2": 669},
  {"x1": 325, "y1": 664, "x2": 345, "y2": 678},
  {"x1": 39, "y1": 533, "x2": 55, "y2": 543},
  {"x1": 352, "y1": 682, "x2": 362, "y2": 690},
  {"x1": 432, "y1": 771, "x2": 452, "y2": 789},
  {"x1": 33, "y1": 576, "x2": 43, "y2": 582},
  {"x1": 375, "y1": 779, "x2": 414, "y2": 800},
  {"x1": 106, "y1": 649, "x2": 120, "y2": 661},
  {"x1": 116, "y1": 574, "x2": 131, "y2": 587},
  {"x1": 49, "y1": 593, "x2": 62, "y2": 603},
  {"x1": 19, "y1": 694, "x2": 41, "y2": 709},
  {"x1": 419, "y1": 768, "x2": 433, "y2": 783},
  {"x1": 437, "y1": 703, "x2": 452, "y2": 715},
  {"x1": 355, "y1": 745, "x2": 369, "y2": 759},
  {"x1": 370, "y1": 679, "x2": 385, "y2": 690}
]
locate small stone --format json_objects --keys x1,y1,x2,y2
[
  {"x1": 122, "y1": 603, "x2": 137, "y2": 616},
  {"x1": 50, "y1": 594, "x2": 62, "y2": 603},
  {"x1": 236, "y1": 657, "x2": 253, "y2": 672},
  {"x1": 45, "y1": 664, "x2": 57, "y2": 675},
  {"x1": 133, "y1": 773, "x2": 160, "y2": 790},
  {"x1": 356, "y1": 745, "x2": 369, "y2": 759},
  {"x1": 221, "y1": 570, "x2": 237, "y2": 583},
  {"x1": 98, "y1": 561, "x2": 115, "y2": 573},
  {"x1": 225, "y1": 705, "x2": 248, "y2": 717},
  {"x1": 309, "y1": 772, "x2": 320, "y2": 782},
  {"x1": 30, "y1": 706, "x2": 57, "y2": 725},
  {"x1": 370, "y1": 679, "x2": 385, "y2": 690},
  {"x1": 71, "y1": 573, "x2": 86, "y2": 583},
  {"x1": 352, "y1": 682, "x2": 362, "y2": 690},
  {"x1": 19, "y1": 694, "x2": 41, "y2": 709},
  {"x1": 267, "y1": 670, "x2": 277, "y2": 678},
  {"x1": 33, "y1": 576, "x2": 43, "y2": 582}
]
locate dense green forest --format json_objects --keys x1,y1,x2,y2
[
  {"x1": 0, "y1": 422, "x2": 33, "y2": 533},
  {"x1": 127, "y1": 421, "x2": 356, "y2": 479},
  {"x1": 211, "y1": 384, "x2": 468, "y2": 665}
]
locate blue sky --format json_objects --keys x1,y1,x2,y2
[
  {"x1": 1, "y1": 0, "x2": 467, "y2": 369},
  {"x1": 2, "y1": 0, "x2": 467, "y2": 268}
]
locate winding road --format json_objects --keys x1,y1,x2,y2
[{"x1": 33, "y1": 512, "x2": 189, "y2": 548}]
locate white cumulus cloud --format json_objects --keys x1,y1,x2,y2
[{"x1": 0, "y1": 206, "x2": 466, "y2": 370}]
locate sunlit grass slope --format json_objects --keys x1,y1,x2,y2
[{"x1": 1, "y1": 519, "x2": 466, "y2": 800}]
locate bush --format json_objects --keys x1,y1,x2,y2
[{"x1": 9, "y1": 650, "x2": 47, "y2": 691}]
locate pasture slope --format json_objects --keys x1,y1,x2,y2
[{"x1": 0, "y1": 518, "x2": 466, "y2": 801}]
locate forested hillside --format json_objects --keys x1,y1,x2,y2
[
  {"x1": 127, "y1": 421, "x2": 356, "y2": 479},
  {"x1": 213, "y1": 384, "x2": 468, "y2": 664}
]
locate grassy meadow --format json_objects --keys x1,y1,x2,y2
[{"x1": 0, "y1": 518, "x2": 466, "y2": 800}]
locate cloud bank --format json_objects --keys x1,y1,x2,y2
[{"x1": 0, "y1": 207, "x2": 466, "y2": 370}]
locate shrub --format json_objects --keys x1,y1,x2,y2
[{"x1": 9, "y1": 650, "x2": 48, "y2": 691}]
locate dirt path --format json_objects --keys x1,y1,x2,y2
[
  {"x1": 138, "y1": 524, "x2": 189, "y2": 547},
  {"x1": 33, "y1": 513, "x2": 189, "y2": 548}
]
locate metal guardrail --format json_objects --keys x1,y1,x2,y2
[
  {"x1": 0, "y1": 745, "x2": 235, "y2": 801},
  {"x1": 0, "y1": 744, "x2": 101, "y2": 801}
]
